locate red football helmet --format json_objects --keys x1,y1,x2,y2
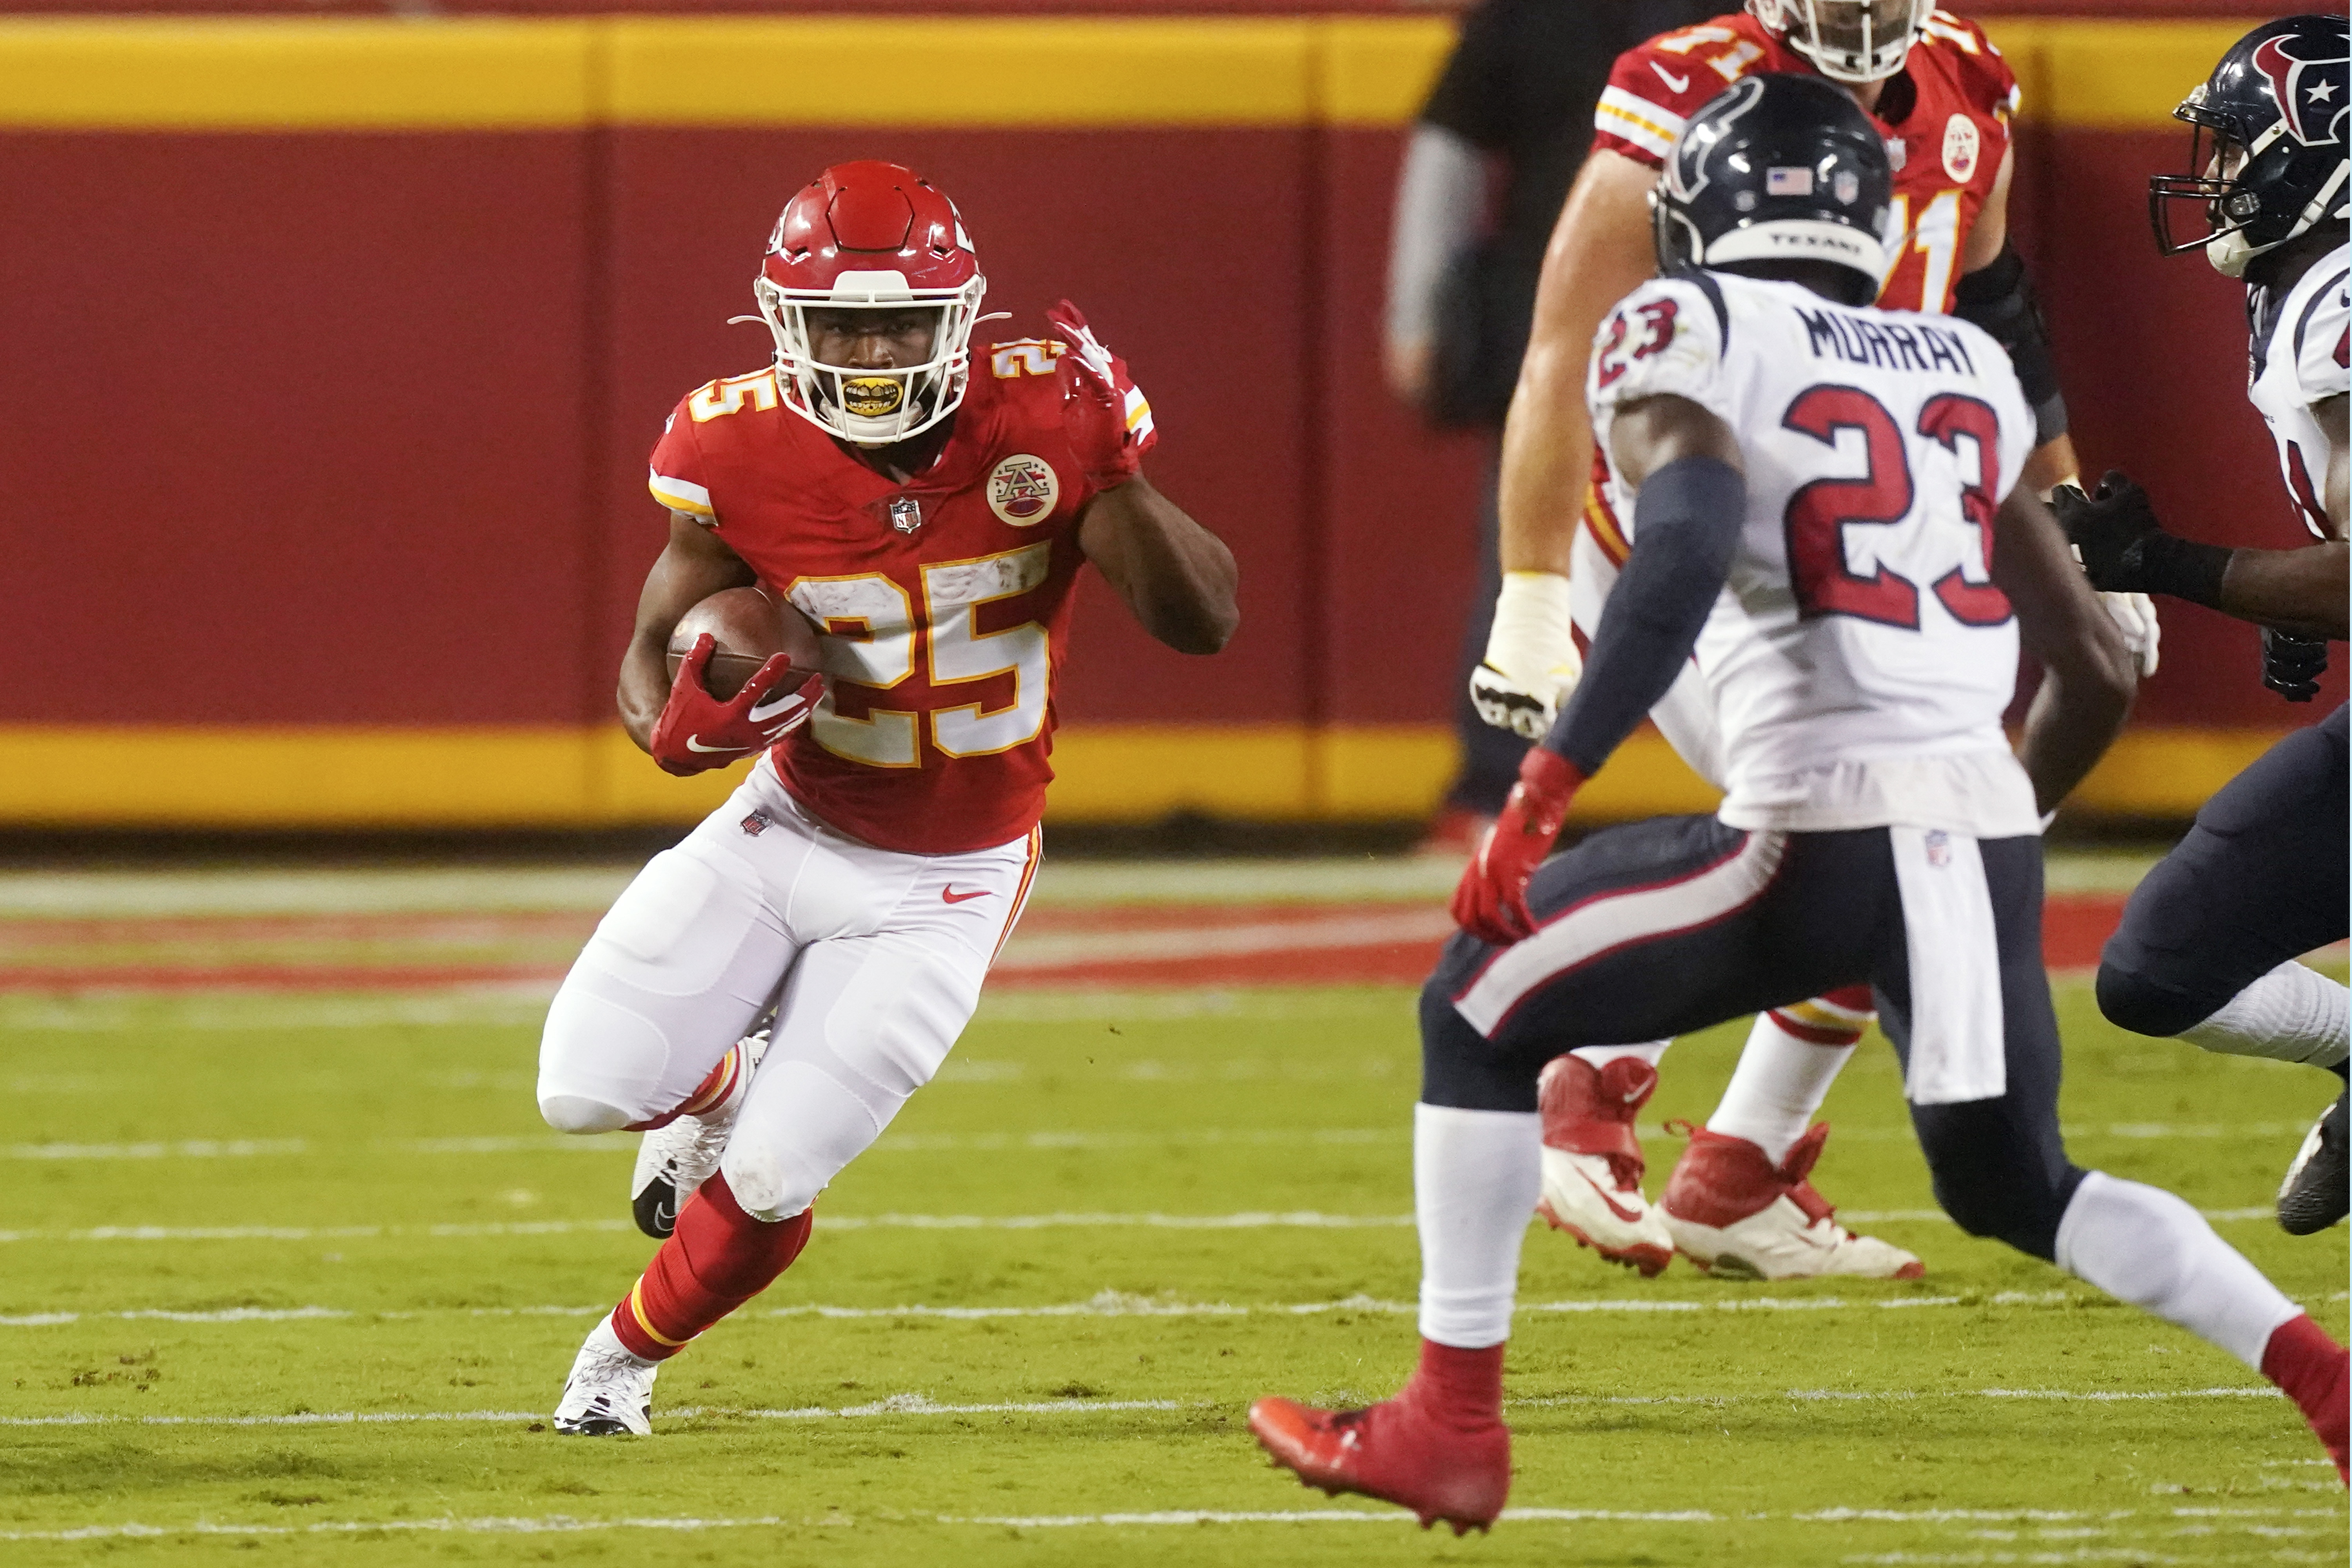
[
  {"x1": 753, "y1": 161, "x2": 988, "y2": 446},
  {"x1": 1747, "y1": 0, "x2": 1931, "y2": 83}
]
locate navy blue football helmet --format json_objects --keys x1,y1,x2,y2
[
  {"x1": 1651, "y1": 73, "x2": 1894, "y2": 307},
  {"x1": 2149, "y1": 13, "x2": 2348, "y2": 277}
]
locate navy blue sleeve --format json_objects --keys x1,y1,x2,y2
[{"x1": 1544, "y1": 454, "x2": 1745, "y2": 776}]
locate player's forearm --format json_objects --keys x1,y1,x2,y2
[
  {"x1": 1540, "y1": 456, "x2": 1741, "y2": 776},
  {"x1": 2219, "y1": 543, "x2": 2350, "y2": 640},
  {"x1": 1078, "y1": 478, "x2": 1239, "y2": 655},
  {"x1": 2020, "y1": 434, "x2": 2080, "y2": 499},
  {"x1": 1496, "y1": 342, "x2": 1591, "y2": 576},
  {"x1": 1498, "y1": 151, "x2": 1660, "y2": 577},
  {"x1": 618, "y1": 515, "x2": 760, "y2": 751},
  {"x1": 1993, "y1": 489, "x2": 2137, "y2": 811},
  {"x1": 617, "y1": 639, "x2": 674, "y2": 753},
  {"x1": 2016, "y1": 663, "x2": 2131, "y2": 815}
]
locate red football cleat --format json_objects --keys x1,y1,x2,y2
[
  {"x1": 1534, "y1": 1053, "x2": 1675, "y2": 1277},
  {"x1": 1246, "y1": 1391, "x2": 1510, "y2": 1535}
]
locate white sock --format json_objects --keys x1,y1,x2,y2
[
  {"x1": 1415, "y1": 1103, "x2": 1543, "y2": 1349},
  {"x1": 2054, "y1": 1170, "x2": 2301, "y2": 1370},
  {"x1": 2182, "y1": 961, "x2": 2350, "y2": 1070},
  {"x1": 1706, "y1": 1011, "x2": 1858, "y2": 1165},
  {"x1": 1570, "y1": 1041, "x2": 1671, "y2": 1071}
]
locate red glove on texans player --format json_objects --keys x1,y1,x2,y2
[
  {"x1": 1450, "y1": 748, "x2": 1584, "y2": 945},
  {"x1": 1047, "y1": 299, "x2": 1156, "y2": 487},
  {"x1": 647, "y1": 635, "x2": 824, "y2": 778}
]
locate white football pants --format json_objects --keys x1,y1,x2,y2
[{"x1": 536, "y1": 759, "x2": 1038, "y2": 1221}]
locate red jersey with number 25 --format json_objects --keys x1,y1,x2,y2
[
  {"x1": 1594, "y1": 9, "x2": 2018, "y2": 314},
  {"x1": 648, "y1": 340, "x2": 1103, "y2": 856}
]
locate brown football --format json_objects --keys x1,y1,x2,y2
[{"x1": 665, "y1": 586, "x2": 825, "y2": 702}]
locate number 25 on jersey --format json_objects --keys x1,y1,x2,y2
[{"x1": 785, "y1": 543, "x2": 1052, "y2": 768}]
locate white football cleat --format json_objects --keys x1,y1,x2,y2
[
  {"x1": 1658, "y1": 1124, "x2": 1924, "y2": 1281},
  {"x1": 1534, "y1": 1054, "x2": 1675, "y2": 1277},
  {"x1": 632, "y1": 1029, "x2": 769, "y2": 1239},
  {"x1": 552, "y1": 1317, "x2": 658, "y2": 1437}
]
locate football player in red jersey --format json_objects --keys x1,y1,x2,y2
[
  {"x1": 1463, "y1": 1, "x2": 2162, "y2": 1283},
  {"x1": 534, "y1": 161, "x2": 1238, "y2": 1434}
]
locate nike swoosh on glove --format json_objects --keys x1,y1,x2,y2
[
  {"x1": 648, "y1": 634, "x2": 824, "y2": 777},
  {"x1": 1048, "y1": 299, "x2": 1156, "y2": 488},
  {"x1": 1450, "y1": 749, "x2": 1582, "y2": 945}
]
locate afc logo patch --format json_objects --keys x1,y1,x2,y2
[
  {"x1": 987, "y1": 454, "x2": 1059, "y2": 526},
  {"x1": 740, "y1": 811, "x2": 773, "y2": 837},
  {"x1": 1941, "y1": 114, "x2": 1981, "y2": 182}
]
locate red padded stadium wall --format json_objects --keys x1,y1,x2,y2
[
  {"x1": 0, "y1": 14, "x2": 2332, "y2": 827},
  {"x1": 0, "y1": 131, "x2": 600, "y2": 725}
]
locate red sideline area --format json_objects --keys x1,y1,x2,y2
[{"x1": 0, "y1": 895, "x2": 2145, "y2": 994}]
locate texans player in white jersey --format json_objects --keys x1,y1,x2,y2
[
  {"x1": 1460, "y1": 0, "x2": 2161, "y2": 1285},
  {"x1": 2056, "y1": 15, "x2": 2350, "y2": 1234},
  {"x1": 1247, "y1": 76, "x2": 2348, "y2": 1532}
]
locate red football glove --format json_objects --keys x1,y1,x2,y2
[
  {"x1": 1450, "y1": 749, "x2": 1584, "y2": 945},
  {"x1": 1047, "y1": 299, "x2": 1157, "y2": 487},
  {"x1": 647, "y1": 635, "x2": 824, "y2": 778}
]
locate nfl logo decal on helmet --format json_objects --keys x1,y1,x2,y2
[
  {"x1": 752, "y1": 161, "x2": 989, "y2": 445},
  {"x1": 2149, "y1": 14, "x2": 2350, "y2": 277},
  {"x1": 1653, "y1": 74, "x2": 1895, "y2": 307}
]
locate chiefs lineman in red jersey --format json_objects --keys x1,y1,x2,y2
[
  {"x1": 534, "y1": 161, "x2": 1238, "y2": 1434},
  {"x1": 1463, "y1": 0, "x2": 2164, "y2": 1284}
]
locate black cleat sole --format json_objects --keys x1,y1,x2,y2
[{"x1": 2278, "y1": 1091, "x2": 2348, "y2": 1236}]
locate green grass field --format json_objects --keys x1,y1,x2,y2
[{"x1": 0, "y1": 860, "x2": 2344, "y2": 1566}]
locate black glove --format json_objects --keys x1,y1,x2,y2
[
  {"x1": 2051, "y1": 470, "x2": 2230, "y2": 608},
  {"x1": 2261, "y1": 627, "x2": 2329, "y2": 702}
]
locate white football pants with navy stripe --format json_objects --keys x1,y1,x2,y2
[{"x1": 536, "y1": 758, "x2": 1038, "y2": 1221}]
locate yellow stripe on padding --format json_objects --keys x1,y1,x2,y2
[
  {"x1": 0, "y1": 722, "x2": 2290, "y2": 828},
  {"x1": 0, "y1": 16, "x2": 2260, "y2": 132},
  {"x1": 0, "y1": 19, "x2": 595, "y2": 131},
  {"x1": 606, "y1": 17, "x2": 1315, "y2": 129}
]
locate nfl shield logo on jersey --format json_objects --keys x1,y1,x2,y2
[
  {"x1": 886, "y1": 495, "x2": 923, "y2": 535},
  {"x1": 740, "y1": 811, "x2": 772, "y2": 837}
]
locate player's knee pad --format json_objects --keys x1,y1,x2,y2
[
  {"x1": 537, "y1": 1093, "x2": 633, "y2": 1135},
  {"x1": 1919, "y1": 1143, "x2": 2082, "y2": 1263},
  {"x1": 537, "y1": 985, "x2": 675, "y2": 1126},
  {"x1": 720, "y1": 1056, "x2": 890, "y2": 1221},
  {"x1": 1417, "y1": 967, "x2": 1539, "y2": 1112},
  {"x1": 2094, "y1": 960, "x2": 2211, "y2": 1040}
]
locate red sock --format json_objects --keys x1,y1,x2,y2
[
  {"x1": 1401, "y1": 1338, "x2": 1506, "y2": 1431},
  {"x1": 623, "y1": 1048, "x2": 744, "y2": 1134},
  {"x1": 608, "y1": 1172, "x2": 812, "y2": 1361},
  {"x1": 2261, "y1": 1313, "x2": 2348, "y2": 1478}
]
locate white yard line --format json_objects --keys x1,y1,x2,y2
[
  {"x1": 14, "y1": 1288, "x2": 2333, "y2": 1335},
  {"x1": 0, "y1": 1502, "x2": 2332, "y2": 1544},
  {"x1": 0, "y1": 1204, "x2": 2297, "y2": 1243},
  {"x1": 0, "y1": 1388, "x2": 2308, "y2": 1433},
  {"x1": 3, "y1": 1123, "x2": 2308, "y2": 1161}
]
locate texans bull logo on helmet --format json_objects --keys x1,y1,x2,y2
[{"x1": 2252, "y1": 32, "x2": 2348, "y2": 149}]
